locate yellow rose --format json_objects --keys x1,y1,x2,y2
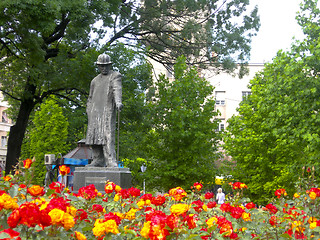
[
  {"x1": 125, "y1": 208, "x2": 139, "y2": 220},
  {"x1": 0, "y1": 194, "x2": 19, "y2": 210},
  {"x1": 49, "y1": 209, "x2": 65, "y2": 225},
  {"x1": 141, "y1": 221, "x2": 151, "y2": 238},
  {"x1": 242, "y1": 212, "x2": 252, "y2": 221},
  {"x1": 310, "y1": 222, "x2": 317, "y2": 229},
  {"x1": 62, "y1": 213, "x2": 75, "y2": 230},
  {"x1": 67, "y1": 206, "x2": 77, "y2": 217},
  {"x1": 114, "y1": 194, "x2": 120, "y2": 202},
  {"x1": 75, "y1": 231, "x2": 87, "y2": 240},
  {"x1": 104, "y1": 219, "x2": 119, "y2": 234},
  {"x1": 309, "y1": 192, "x2": 317, "y2": 200},
  {"x1": 170, "y1": 204, "x2": 190, "y2": 215},
  {"x1": 294, "y1": 193, "x2": 300, "y2": 198},
  {"x1": 206, "y1": 217, "x2": 218, "y2": 227},
  {"x1": 92, "y1": 224, "x2": 105, "y2": 237}
]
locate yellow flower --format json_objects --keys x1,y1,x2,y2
[
  {"x1": 242, "y1": 212, "x2": 252, "y2": 221},
  {"x1": 92, "y1": 224, "x2": 105, "y2": 237},
  {"x1": 67, "y1": 206, "x2": 77, "y2": 217},
  {"x1": 104, "y1": 219, "x2": 119, "y2": 234},
  {"x1": 170, "y1": 204, "x2": 190, "y2": 215},
  {"x1": 49, "y1": 209, "x2": 65, "y2": 225},
  {"x1": 309, "y1": 191, "x2": 317, "y2": 200},
  {"x1": 114, "y1": 212, "x2": 124, "y2": 219},
  {"x1": 115, "y1": 185, "x2": 122, "y2": 193},
  {"x1": 310, "y1": 221, "x2": 317, "y2": 229},
  {"x1": 137, "y1": 200, "x2": 145, "y2": 209},
  {"x1": 62, "y1": 213, "x2": 75, "y2": 230},
  {"x1": 207, "y1": 217, "x2": 218, "y2": 227},
  {"x1": 141, "y1": 221, "x2": 151, "y2": 238},
  {"x1": 125, "y1": 208, "x2": 139, "y2": 220},
  {"x1": 294, "y1": 193, "x2": 300, "y2": 198},
  {"x1": 114, "y1": 194, "x2": 120, "y2": 202},
  {"x1": 202, "y1": 204, "x2": 208, "y2": 212},
  {"x1": 75, "y1": 231, "x2": 87, "y2": 240},
  {"x1": 0, "y1": 193, "x2": 19, "y2": 210}
]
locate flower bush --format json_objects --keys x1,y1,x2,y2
[{"x1": 0, "y1": 162, "x2": 320, "y2": 239}]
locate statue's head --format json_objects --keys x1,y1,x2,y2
[{"x1": 96, "y1": 54, "x2": 112, "y2": 75}]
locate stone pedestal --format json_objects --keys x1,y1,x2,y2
[{"x1": 73, "y1": 167, "x2": 131, "y2": 193}]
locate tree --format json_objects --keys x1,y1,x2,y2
[
  {"x1": 22, "y1": 97, "x2": 69, "y2": 185},
  {"x1": 0, "y1": 0, "x2": 259, "y2": 173},
  {"x1": 223, "y1": 0, "x2": 320, "y2": 204},
  {"x1": 144, "y1": 56, "x2": 221, "y2": 191}
]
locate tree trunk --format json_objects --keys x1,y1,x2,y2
[{"x1": 5, "y1": 82, "x2": 37, "y2": 174}]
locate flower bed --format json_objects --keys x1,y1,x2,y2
[{"x1": 0, "y1": 162, "x2": 320, "y2": 239}]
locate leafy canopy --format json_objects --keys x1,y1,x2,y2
[
  {"x1": 223, "y1": 0, "x2": 320, "y2": 204},
  {"x1": 144, "y1": 56, "x2": 221, "y2": 191}
]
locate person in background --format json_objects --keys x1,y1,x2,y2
[{"x1": 216, "y1": 187, "x2": 225, "y2": 204}]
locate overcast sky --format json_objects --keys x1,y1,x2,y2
[{"x1": 248, "y1": 0, "x2": 305, "y2": 63}]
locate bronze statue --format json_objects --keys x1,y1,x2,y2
[{"x1": 85, "y1": 54, "x2": 123, "y2": 167}]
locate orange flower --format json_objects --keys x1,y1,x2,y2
[
  {"x1": 27, "y1": 185, "x2": 45, "y2": 197},
  {"x1": 23, "y1": 158, "x2": 33, "y2": 169},
  {"x1": 3, "y1": 175, "x2": 11, "y2": 181},
  {"x1": 59, "y1": 165, "x2": 70, "y2": 176}
]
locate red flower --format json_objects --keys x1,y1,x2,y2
[
  {"x1": 91, "y1": 204, "x2": 104, "y2": 213},
  {"x1": 46, "y1": 197, "x2": 70, "y2": 212},
  {"x1": 7, "y1": 209, "x2": 20, "y2": 228},
  {"x1": 0, "y1": 229, "x2": 21, "y2": 240},
  {"x1": 77, "y1": 184, "x2": 98, "y2": 199},
  {"x1": 220, "y1": 203, "x2": 232, "y2": 213},
  {"x1": 275, "y1": 188, "x2": 287, "y2": 198},
  {"x1": 49, "y1": 182, "x2": 64, "y2": 194},
  {"x1": 230, "y1": 206, "x2": 245, "y2": 219},
  {"x1": 204, "y1": 192, "x2": 214, "y2": 199},
  {"x1": 265, "y1": 204, "x2": 278, "y2": 214},
  {"x1": 118, "y1": 189, "x2": 130, "y2": 199},
  {"x1": 23, "y1": 158, "x2": 33, "y2": 169},
  {"x1": 141, "y1": 194, "x2": 153, "y2": 201},
  {"x1": 166, "y1": 214, "x2": 179, "y2": 230},
  {"x1": 104, "y1": 212, "x2": 121, "y2": 225},
  {"x1": 128, "y1": 187, "x2": 141, "y2": 198},
  {"x1": 207, "y1": 201, "x2": 217, "y2": 208},
  {"x1": 75, "y1": 209, "x2": 88, "y2": 222},
  {"x1": 151, "y1": 195, "x2": 166, "y2": 206},
  {"x1": 104, "y1": 181, "x2": 116, "y2": 194},
  {"x1": 232, "y1": 182, "x2": 247, "y2": 190},
  {"x1": 59, "y1": 165, "x2": 70, "y2": 176},
  {"x1": 269, "y1": 215, "x2": 278, "y2": 226},
  {"x1": 191, "y1": 182, "x2": 203, "y2": 191},
  {"x1": 245, "y1": 202, "x2": 256, "y2": 209},
  {"x1": 192, "y1": 200, "x2": 204, "y2": 213}
]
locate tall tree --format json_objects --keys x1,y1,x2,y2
[
  {"x1": 0, "y1": 0, "x2": 259, "y2": 173},
  {"x1": 223, "y1": 0, "x2": 320, "y2": 204},
  {"x1": 22, "y1": 97, "x2": 69, "y2": 184},
  {"x1": 144, "y1": 56, "x2": 221, "y2": 191}
]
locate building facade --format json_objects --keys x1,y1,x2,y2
[{"x1": 0, "y1": 91, "x2": 12, "y2": 172}]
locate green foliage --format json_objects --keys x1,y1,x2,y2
[
  {"x1": 22, "y1": 97, "x2": 69, "y2": 185},
  {"x1": 144, "y1": 56, "x2": 221, "y2": 192},
  {"x1": 122, "y1": 158, "x2": 148, "y2": 189},
  {"x1": 223, "y1": 0, "x2": 320, "y2": 205}
]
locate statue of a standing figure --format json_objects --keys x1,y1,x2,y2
[{"x1": 86, "y1": 54, "x2": 123, "y2": 167}]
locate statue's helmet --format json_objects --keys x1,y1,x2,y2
[{"x1": 96, "y1": 54, "x2": 112, "y2": 65}]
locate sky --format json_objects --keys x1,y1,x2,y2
[{"x1": 248, "y1": 0, "x2": 305, "y2": 63}]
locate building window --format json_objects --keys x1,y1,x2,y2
[
  {"x1": 242, "y1": 91, "x2": 251, "y2": 100},
  {"x1": 215, "y1": 91, "x2": 226, "y2": 105},
  {"x1": 2, "y1": 112, "x2": 8, "y2": 123},
  {"x1": 1, "y1": 136, "x2": 7, "y2": 147},
  {"x1": 215, "y1": 120, "x2": 225, "y2": 132}
]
